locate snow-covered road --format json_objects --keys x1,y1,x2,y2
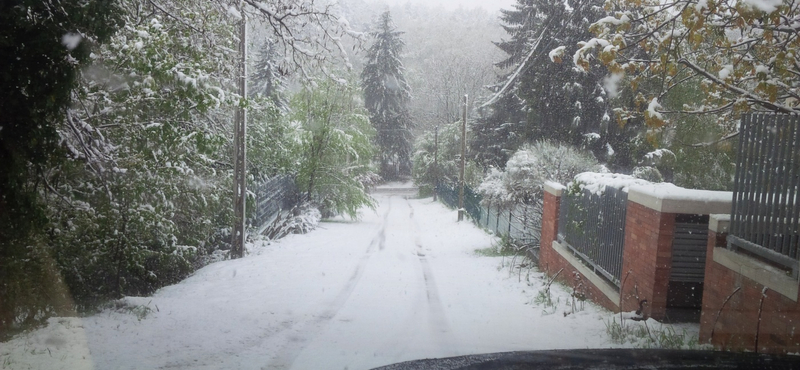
[{"x1": 4, "y1": 189, "x2": 677, "y2": 370}]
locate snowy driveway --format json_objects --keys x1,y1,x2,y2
[{"x1": 4, "y1": 190, "x2": 624, "y2": 370}]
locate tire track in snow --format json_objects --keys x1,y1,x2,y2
[
  {"x1": 407, "y1": 199, "x2": 458, "y2": 354},
  {"x1": 264, "y1": 196, "x2": 392, "y2": 369}
]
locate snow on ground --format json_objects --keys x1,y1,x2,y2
[{"x1": 2, "y1": 189, "x2": 700, "y2": 370}]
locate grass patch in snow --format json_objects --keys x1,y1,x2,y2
[
  {"x1": 474, "y1": 235, "x2": 520, "y2": 257},
  {"x1": 474, "y1": 246, "x2": 517, "y2": 257},
  {"x1": 604, "y1": 317, "x2": 705, "y2": 350},
  {"x1": 106, "y1": 298, "x2": 156, "y2": 321}
]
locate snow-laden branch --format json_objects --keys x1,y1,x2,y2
[
  {"x1": 480, "y1": 28, "x2": 547, "y2": 108},
  {"x1": 240, "y1": 0, "x2": 362, "y2": 77},
  {"x1": 678, "y1": 58, "x2": 799, "y2": 114}
]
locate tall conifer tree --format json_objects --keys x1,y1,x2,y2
[
  {"x1": 472, "y1": 0, "x2": 645, "y2": 170},
  {"x1": 361, "y1": 11, "x2": 414, "y2": 179}
]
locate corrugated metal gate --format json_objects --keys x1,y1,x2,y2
[{"x1": 670, "y1": 215, "x2": 709, "y2": 283}]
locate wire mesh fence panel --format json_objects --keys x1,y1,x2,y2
[
  {"x1": 252, "y1": 175, "x2": 300, "y2": 231},
  {"x1": 433, "y1": 183, "x2": 544, "y2": 251},
  {"x1": 508, "y1": 202, "x2": 542, "y2": 247}
]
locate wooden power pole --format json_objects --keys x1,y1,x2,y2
[
  {"x1": 458, "y1": 94, "x2": 467, "y2": 222},
  {"x1": 231, "y1": 11, "x2": 247, "y2": 258}
]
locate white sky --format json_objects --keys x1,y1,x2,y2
[{"x1": 366, "y1": 0, "x2": 516, "y2": 12}]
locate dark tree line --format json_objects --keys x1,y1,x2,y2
[{"x1": 471, "y1": 0, "x2": 647, "y2": 172}]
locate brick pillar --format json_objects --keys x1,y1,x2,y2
[
  {"x1": 620, "y1": 201, "x2": 675, "y2": 320},
  {"x1": 622, "y1": 187, "x2": 731, "y2": 321},
  {"x1": 539, "y1": 182, "x2": 564, "y2": 275},
  {"x1": 699, "y1": 214, "x2": 800, "y2": 354},
  {"x1": 699, "y1": 214, "x2": 729, "y2": 344}
]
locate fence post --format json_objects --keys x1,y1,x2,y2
[
  {"x1": 540, "y1": 182, "x2": 565, "y2": 275},
  {"x1": 508, "y1": 208, "x2": 513, "y2": 236}
]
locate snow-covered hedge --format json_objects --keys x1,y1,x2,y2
[
  {"x1": 477, "y1": 141, "x2": 602, "y2": 208},
  {"x1": 568, "y1": 172, "x2": 653, "y2": 196}
]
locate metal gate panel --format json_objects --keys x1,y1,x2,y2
[{"x1": 670, "y1": 217, "x2": 709, "y2": 283}]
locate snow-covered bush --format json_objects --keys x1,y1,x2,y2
[
  {"x1": 264, "y1": 203, "x2": 322, "y2": 240},
  {"x1": 478, "y1": 141, "x2": 601, "y2": 208},
  {"x1": 631, "y1": 166, "x2": 664, "y2": 183}
]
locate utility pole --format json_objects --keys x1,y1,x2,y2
[
  {"x1": 433, "y1": 124, "x2": 439, "y2": 202},
  {"x1": 458, "y1": 94, "x2": 467, "y2": 222},
  {"x1": 231, "y1": 8, "x2": 247, "y2": 258}
]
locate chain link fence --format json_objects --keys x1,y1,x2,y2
[
  {"x1": 436, "y1": 182, "x2": 541, "y2": 253},
  {"x1": 252, "y1": 175, "x2": 301, "y2": 233}
]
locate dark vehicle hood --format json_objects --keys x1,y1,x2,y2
[{"x1": 373, "y1": 349, "x2": 800, "y2": 369}]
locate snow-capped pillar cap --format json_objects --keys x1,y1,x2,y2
[
  {"x1": 709, "y1": 214, "x2": 731, "y2": 233},
  {"x1": 627, "y1": 184, "x2": 732, "y2": 214},
  {"x1": 544, "y1": 181, "x2": 565, "y2": 197}
]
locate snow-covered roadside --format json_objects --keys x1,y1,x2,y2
[{"x1": 1, "y1": 194, "x2": 700, "y2": 370}]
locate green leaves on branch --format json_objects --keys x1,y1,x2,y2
[{"x1": 291, "y1": 78, "x2": 377, "y2": 219}]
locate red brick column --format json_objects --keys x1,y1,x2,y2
[
  {"x1": 539, "y1": 182, "x2": 563, "y2": 275},
  {"x1": 620, "y1": 201, "x2": 675, "y2": 320},
  {"x1": 699, "y1": 215, "x2": 800, "y2": 354},
  {"x1": 699, "y1": 216, "x2": 730, "y2": 345}
]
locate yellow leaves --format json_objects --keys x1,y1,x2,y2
[
  {"x1": 768, "y1": 85, "x2": 778, "y2": 103},
  {"x1": 614, "y1": 109, "x2": 629, "y2": 128},
  {"x1": 769, "y1": 10, "x2": 782, "y2": 25},
  {"x1": 643, "y1": 99, "x2": 666, "y2": 130},
  {"x1": 589, "y1": 23, "x2": 604, "y2": 37},
  {"x1": 756, "y1": 82, "x2": 779, "y2": 103},
  {"x1": 764, "y1": 29, "x2": 774, "y2": 43},
  {"x1": 607, "y1": 61, "x2": 624, "y2": 75},
  {"x1": 667, "y1": 63, "x2": 678, "y2": 77},
  {"x1": 612, "y1": 34, "x2": 626, "y2": 48},
  {"x1": 705, "y1": 0, "x2": 717, "y2": 14},
  {"x1": 576, "y1": 58, "x2": 591, "y2": 72},
  {"x1": 599, "y1": 49, "x2": 616, "y2": 65},
  {"x1": 644, "y1": 113, "x2": 666, "y2": 130},
  {"x1": 694, "y1": 14, "x2": 705, "y2": 30},
  {"x1": 732, "y1": 99, "x2": 751, "y2": 114}
]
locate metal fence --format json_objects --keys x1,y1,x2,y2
[
  {"x1": 252, "y1": 175, "x2": 300, "y2": 232},
  {"x1": 557, "y1": 186, "x2": 628, "y2": 285},
  {"x1": 436, "y1": 183, "x2": 541, "y2": 248},
  {"x1": 729, "y1": 113, "x2": 800, "y2": 275},
  {"x1": 436, "y1": 182, "x2": 482, "y2": 221},
  {"x1": 480, "y1": 202, "x2": 541, "y2": 247}
]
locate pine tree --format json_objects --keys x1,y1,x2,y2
[
  {"x1": 250, "y1": 40, "x2": 285, "y2": 109},
  {"x1": 361, "y1": 11, "x2": 414, "y2": 180},
  {"x1": 472, "y1": 0, "x2": 645, "y2": 169}
]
